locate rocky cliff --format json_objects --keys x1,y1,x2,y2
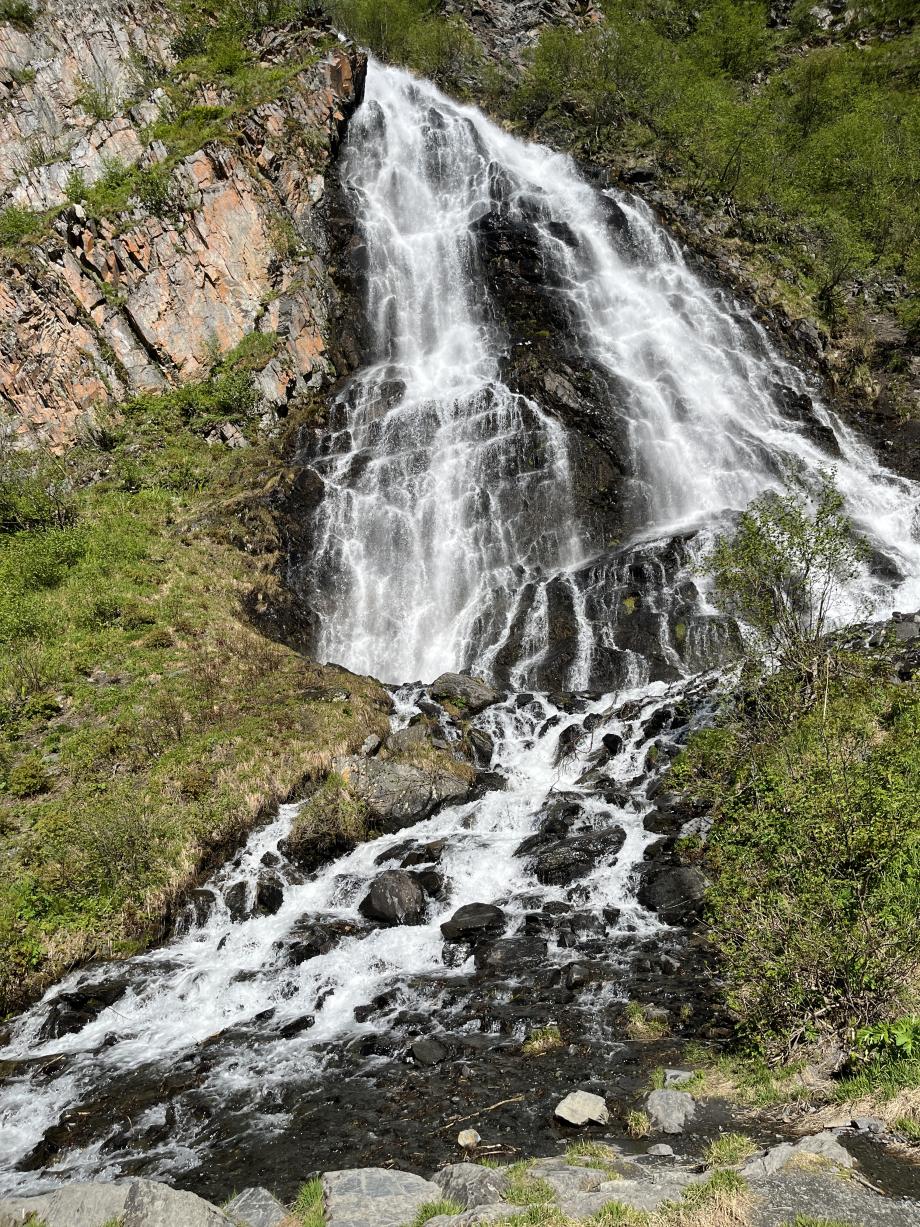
[{"x1": 1, "y1": 0, "x2": 366, "y2": 447}]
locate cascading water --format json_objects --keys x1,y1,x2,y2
[{"x1": 1, "y1": 60, "x2": 919, "y2": 1200}]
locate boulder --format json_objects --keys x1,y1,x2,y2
[
  {"x1": 323, "y1": 1168, "x2": 442, "y2": 1227},
  {"x1": 424, "y1": 1208, "x2": 528, "y2": 1226},
  {"x1": 223, "y1": 1187, "x2": 289, "y2": 1227},
  {"x1": 254, "y1": 873, "x2": 284, "y2": 916},
  {"x1": 0, "y1": 1179, "x2": 235, "y2": 1227},
  {"x1": 429, "y1": 673, "x2": 500, "y2": 714},
  {"x1": 335, "y1": 756, "x2": 471, "y2": 831},
  {"x1": 555, "y1": 1090, "x2": 610, "y2": 1125},
  {"x1": 645, "y1": 1089, "x2": 696, "y2": 1135},
  {"x1": 432, "y1": 1163, "x2": 510, "y2": 1208},
  {"x1": 359, "y1": 870, "x2": 427, "y2": 925},
  {"x1": 37, "y1": 979, "x2": 129, "y2": 1042},
  {"x1": 411, "y1": 1037, "x2": 448, "y2": 1066},
  {"x1": 647, "y1": 1144, "x2": 674, "y2": 1157},
  {"x1": 474, "y1": 936, "x2": 547, "y2": 973},
  {"x1": 441, "y1": 902, "x2": 506, "y2": 942},
  {"x1": 527, "y1": 828, "x2": 625, "y2": 886},
  {"x1": 638, "y1": 865, "x2": 706, "y2": 924},
  {"x1": 740, "y1": 1131, "x2": 854, "y2": 1180}
]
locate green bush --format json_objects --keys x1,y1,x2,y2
[
  {"x1": 0, "y1": 205, "x2": 45, "y2": 250},
  {"x1": 7, "y1": 753, "x2": 51, "y2": 797},
  {"x1": 0, "y1": 0, "x2": 35, "y2": 29}
]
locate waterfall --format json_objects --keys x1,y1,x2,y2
[
  {"x1": 308, "y1": 62, "x2": 920, "y2": 688},
  {"x1": 1, "y1": 59, "x2": 918, "y2": 1201}
]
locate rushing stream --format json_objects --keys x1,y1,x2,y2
[{"x1": 1, "y1": 61, "x2": 919, "y2": 1200}]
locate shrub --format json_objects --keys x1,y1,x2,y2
[
  {"x1": 0, "y1": 205, "x2": 45, "y2": 250},
  {"x1": 0, "y1": 0, "x2": 35, "y2": 29},
  {"x1": 7, "y1": 752, "x2": 51, "y2": 797}
]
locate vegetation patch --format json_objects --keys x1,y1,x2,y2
[
  {"x1": 0, "y1": 355, "x2": 390, "y2": 1017},
  {"x1": 523, "y1": 1023, "x2": 563, "y2": 1056}
]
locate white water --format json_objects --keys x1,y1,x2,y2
[
  {"x1": 1, "y1": 59, "x2": 919, "y2": 1195},
  {"x1": 310, "y1": 62, "x2": 920, "y2": 686}
]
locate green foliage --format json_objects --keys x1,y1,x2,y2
[
  {"x1": 703, "y1": 1131, "x2": 757, "y2": 1166},
  {"x1": 676, "y1": 654, "x2": 920, "y2": 1053},
  {"x1": 7, "y1": 752, "x2": 51, "y2": 797},
  {"x1": 293, "y1": 1177, "x2": 325, "y2": 1227},
  {"x1": 75, "y1": 74, "x2": 118, "y2": 121},
  {"x1": 0, "y1": 0, "x2": 35, "y2": 28},
  {"x1": 504, "y1": 1163, "x2": 556, "y2": 1206},
  {"x1": 322, "y1": 0, "x2": 483, "y2": 89},
  {"x1": 408, "y1": 1201, "x2": 464, "y2": 1226},
  {"x1": 855, "y1": 1015, "x2": 920, "y2": 1062},
  {"x1": 522, "y1": 1022, "x2": 563, "y2": 1055},
  {"x1": 706, "y1": 467, "x2": 866, "y2": 684},
  {"x1": 0, "y1": 205, "x2": 46, "y2": 251}
]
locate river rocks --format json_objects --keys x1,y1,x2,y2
[
  {"x1": 521, "y1": 827, "x2": 626, "y2": 886},
  {"x1": 638, "y1": 865, "x2": 706, "y2": 924},
  {"x1": 554, "y1": 1090, "x2": 610, "y2": 1125},
  {"x1": 433, "y1": 1163, "x2": 511, "y2": 1208},
  {"x1": 323, "y1": 1167, "x2": 442, "y2": 1227},
  {"x1": 441, "y1": 902, "x2": 506, "y2": 942},
  {"x1": 474, "y1": 936, "x2": 547, "y2": 973},
  {"x1": 223, "y1": 1187, "x2": 289, "y2": 1227},
  {"x1": 37, "y1": 979, "x2": 128, "y2": 1042},
  {"x1": 457, "y1": 1129, "x2": 481, "y2": 1150},
  {"x1": 411, "y1": 1037, "x2": 448, "y2": 1065},
  {"x1": 0, "y1": 1179, "x2": 233, "y2": 1227},
  {"x1": 359, "y1": 871, "x2": 426, "y2": 925},
  {"x1": 254, "y1": 873, "x2": 284, "y2": 916},
  {"x1": 740, "y1": 1130, "x2": 854, "y2": 1180},
  {"x1": 429, "y1": 673, "x2": 501, "y2": 714},
  {"x1": 645, "y1": 1089, "x2": 696, "y2": 1134},
  {"x1": 334, "y1": 755, "x2": 472, "y2": 831}
]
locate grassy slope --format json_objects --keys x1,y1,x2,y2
[{"x1": 0, "y1": 368, "x2": 391, "y2": 1018}]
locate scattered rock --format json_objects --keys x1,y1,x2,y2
[
  {"x1": 411, "y1": 1037, "x2": 448, "y2": 1066},
  {"x1": 647, "y1": 1144, "x2": 674, "y2": 1157},
  {"x1": 740, "y1": 1131, "x2": 855, "y2": 1180},
  {"x1": 645, "y1": 1089, "x2": 696, "y2": 1135},
  {"x1": 441, "y1": 902, "x2": 506, "y2": 942},
  {"x1": 335, "y1": 756, "x2": 472, "y2": 831},
  {"x1": 358, "y1": 870, "x2": 426, "y2": 925},
  {"x1": 555, "y1": 1089, "x2": 610, "y2": 1126},
  {"x1": 323, "y1": 1168, "x2": 443, "y2": 1227},
  {"x1": 429, "y1": 673, "x2": 501, "y2": 714},
  {"x1": 37, "y1": 980, "x2": 129, "y2": 1042},
  {"x1": 457, "y1": 1129, "x2": 481, "y2": 1150},
  {"x1": 223, "y1": 1187, "x2": 289, "y2": 1227},
  {"x1": 432, "y1": 1163, "x2": 510, "y2": 1208},
  {"x1": 254, "y1": 873, "x2": 284, "y2": 916},
  {"x1": 474, "y1": 936, "x2": 547, "y2": 972},
  {"x1": 638, "y1": 865, "x2": 706, "y2": 924}
]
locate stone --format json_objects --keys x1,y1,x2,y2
[
  {"x1": 0, "y1": 1182, "x2": 131, "y2": 1227},
  {"x1": 638, "y1": 865, "x2": 706, "y2": 924},
  {"x1": 429, "y1": 673, "x2": 501, "y2": 714},
  {"x1": 223, "y1": 1187, "x2": 289, "y2": 1227},
  {"x1": 123, "y1": 1180, "x2": 234, "y2": 1225},
  {"x1": 334, "y1": 756, "x2": 472, "y2": 831},
  {"x1": 424, "y1": 1208, "x2": 528, "y2": 1227},
  {"x1": 647, "y1": 1144, "x2": 674, "y2": 1156},
  {"x1": 740, "y1": 1131, "x2": 855, "y2": 1180},
  {"x1": 359, "y1": 870, "x2": 426, "y2": 925},
  {"x1": 411, "y1": 1037, "x2": 448, "y2": 1065},
  {"x1": 36, "y1": 979, "x2": 128, "y2": 1042},
  {"x1": 254, "y1": 873, "x2": 284, "y2": 916},
  {"x1": 645, "y1": 1089, "x2": 696, "y2": 1134},
  {"x1": 852, "y1": 1116, "x2": 885, "y2": 1134},
  {"x1": 663, "y1": 1069, "x2": 694, "y2": 1087},
  {"x1": 432, "y1": 1163, "x2": 510, "y2": 1208},
  {"x1": 527, "y1": 828, "x2": 626, "y2": 886},
  {"x1": 457, "y1": 1129, "x2": 481, "y2": 1150},
  {"x1": 474, "y1": 936, "x2": 547, "y2": 972},
  {"x1": 555, "y1": 1089, "x2": 610, "y2": 1125},
  {"x1": 441, "y1": 902, "x2": 506, "y2": 942},
  {"x1": 323, "y1": 1168, "x2": 443, "y2": 1227}
]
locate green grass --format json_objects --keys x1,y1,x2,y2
[
  {"x1": 625, "y1": 1110, "x2": 651, "y2": 1139},
  {"x1": 704, "y1": 1132, "x2": 757, "y2": 1167},
  {"x1": 406, "y1": 1201, "x2": 464, "y2": 1226},
  {"x1": 564, "y1": 1141, "x2": 622, "y2": 1174},
  {"x1": 0, "y1": 363, "x2": 391, "y2": 1016},
  {"x1": 522, "y1": 1023, "x2": 563, "y2": 1055},
  {"x1": 294, "y1": 1177, "x2": 325, "y2": 1226},
  {"x1": 504, "y1": 1162, "x2": 557, "y2": 1207}
]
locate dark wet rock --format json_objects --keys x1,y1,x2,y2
[
  {"x1": 432, "y1": 1163, "x2": 511, "y2": 1208},
  {"x1": 643, "y1": 808, "x2": 686, "y2": 836},
  {"x1": 186, "y1": 888, "x2": 218, "y2": 927},
  {"x1": 37, "y1": 980, "x2": 129, "y2": 1043},
  {"x1": 412, "y1": 869, "x2": 446, "y2": 898},
  {"x1": 527, "y1": 827, "x2": 626, "y2": 886},
  {"x1": 254, "y1": 874, "x2": 284, "y2": 916},
  {"x1": 279, "y1": 1016, "x2": 315, "y2": 1039},
  {"x1": 281, "y1": 917, "x2": 362, "y2": 966},
  {"x1": 638, "y1": 865, "x2": 706, "y2": 925},
  {"x1": 359, "y1": 871, "x2": 427, "y2": 925},
  {"x1": 224, "y1": 880, "x2": 249, "y2": 922},
  {"x1": 429, "y1": 672, "x2": 501, "y2": 714},
  {"x1": 554, "y1": 722, "x2": 583, "y2": 764},
  {"x1": 334, "y1": 755, "x2": 472, "y2": 831},
  {"x1": 354, "y1": 991, "x2": 397, "y2": 1022},
  {"x1": 466, "y1": 727, "x2": 495, "y2": 766},
  {"x1": 441, "y1": 902, "x2": 506, "y2": 942},
  {"x1": 474, "y1": 936, "x2": 547, "y2": 972},
  {"x1": 401, "y1": 839, "x2": 448, "y2": 867},
  {"x1": 411, "y1": 1037, "x2": 448, "y2": 1066}
]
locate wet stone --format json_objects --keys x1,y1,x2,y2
[
  {"x1": 441, "y1": 902, "x2": 506, "y2": 942},
  {"x1": 359, "y1": 870, "x2": 426, "y2": 925}
]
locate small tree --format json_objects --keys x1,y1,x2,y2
[{"x1": 706, "y1": 466, "x2": 867, "y2": 696}]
